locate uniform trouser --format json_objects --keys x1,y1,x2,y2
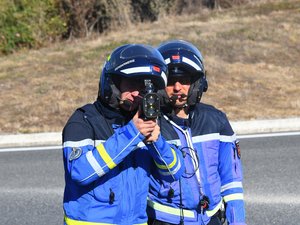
[{"x1": 148, "y1": 211, "x2": 224, "y2": 225}]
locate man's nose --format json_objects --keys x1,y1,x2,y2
[{"x1": 174, "y1": 81, "x2": 182, "y2": 90}]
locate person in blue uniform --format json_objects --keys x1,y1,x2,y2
[
  {"x1": 147, "y1": 40, "x2": 246, "y2": 225},
  {"x1": 62, "y1": 44, "x2": 184, "y2": 225}
]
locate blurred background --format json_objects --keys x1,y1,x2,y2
[{"x1": 0, "y1": 0, "x2": 299, "y2": 134}]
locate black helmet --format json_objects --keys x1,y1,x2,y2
[
  {"x1": 98, "y1": 44, "x2": 168, "y2": 108},
  {"x1": 157, "y1": 40, "x2": 208, "y2": 107}
]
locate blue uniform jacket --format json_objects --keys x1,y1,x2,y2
[
  {"x1": 62, "y1": 101, "x2": 184, "y2": 225},
  {"x1": 147, "y1": 103, "x2": 246, "y2": 225}
]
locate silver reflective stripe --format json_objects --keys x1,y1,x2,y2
[
  {"x1": 192, "y1": 133, "x2": 220, "y2": 143},
  {"x1": 221, "y1": 181, "x2": 243, "y2": 193},
  {"x1": 86, "y1": 151, "x2": 105, "y2": 177},
  {"x1": 63, "y1": 139, "x2": 106, "y2": 148},
  {"x1": 191, "y1": 133, "x2": 236, "y2": 143},
  {"x1": 220, "y1": 134, "x2": 236, "y2": 142},
  {"x1": 63, "y1": 138, "x2": 94, "y2": 148}
]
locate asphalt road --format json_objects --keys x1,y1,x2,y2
[{"x1": 0, "y1": 133, "x2": 299, "y2": 225}]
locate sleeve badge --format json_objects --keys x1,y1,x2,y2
[{"x1": 69, "y1": 147, "x2": 82, "y2": 161}]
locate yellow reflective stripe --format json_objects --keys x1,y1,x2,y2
[
  {"x1": 96, "y1": 144, "x2": 116, "y2": 169},
  {"x1": 154, "y1": 148, "x2": 177, "y2": 170},
  {"x1": 223, "y1": 193, "x2": 244, "y2": 202},
  {"x1": 64, "y1": 216, "x2": 115, "y2": 225},
  {"x1": 206, "y1": 200, "x2": 222, "y2": 217},
  {"x1": 64, "y1": 216, "x2": 146, "y2": 225},
  {"x1": 147, "y1": 199, "x2": 195, "y2": 218}
]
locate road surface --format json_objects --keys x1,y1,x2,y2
[{"x1": 0, "y1": 133, "x2": 299, "y2": 225}]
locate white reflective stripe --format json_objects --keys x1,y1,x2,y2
[
  {"x1": 220, "y1": 134, "x2": 236, "y2": 142},
  {"x1": 192, "y1": 133, "x2": 220, "y2": 143},
  {"x1": 223, "y1": 193, "x2": 244, "y2": 202},
  {"x1": 158, "y1": 159, "x2": 181, "y2": 176},
  {"x1": 206, "y1": 200, "x2": 222, "y2": 217},
  {"x1": 167, "y1": 133, "x2": 236, "y2": 144},
  {"x1": 165, "y1": 58, "x2": 171, "y2": 64},
  {"x1": 182, "y1": 57, "x2": 202, "y2": 71},
  {"x1": 221, "y1": 181, "x2": 243, "y2": 193},
  {"x1": 121, "y1": 66, "x2": 151, "y2": 74},
  {"x1": 63, "y1": 139, "x2": 94, "y2": 148},
  {"x1": 161, "y1": 71, "x2": 167, "y2": 86},
  {"x1": 63, "y1": 139, "x2": 105, "y2": 148},
  {"x1": 86, "y1": 151, "x2": 105, "y2": 177},
  {"x1": 147, "y1": 199, "x2": 195, "y2": 218},
  {"x1": 95, "y1": 140, "x2": 105, "y2": 146}
]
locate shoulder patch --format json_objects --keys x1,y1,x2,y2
[{"x1": 69, "y1": 147, "x2": 82, "y2": 161}]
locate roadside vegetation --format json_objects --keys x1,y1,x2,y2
[{"x1": 0, "y1": 0, "x2": 299, "y2": 133}]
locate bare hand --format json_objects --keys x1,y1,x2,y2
[
  {"x1": 132, "y1": 109, "x2": 157, "y2": 137},
  {"x1": 144, "y1": 124, "x2": 160, "y2": 143}
]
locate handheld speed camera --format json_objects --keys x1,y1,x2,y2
[{"x1": 141, "y1": 79, "x2": 160, "y2": 119}]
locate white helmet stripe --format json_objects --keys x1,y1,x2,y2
[
  {"x1": 182, "y1": 56, "x2": 202, "y2": 71},
  {"x1": 161, "y1": 71, "x2": 167, "y2": 86},
  {"x1": 121, "y1": 66, "x2": 151, "y2": 74}
]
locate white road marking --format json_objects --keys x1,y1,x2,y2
[
  {"x1": 0, "y1": 187, "x2": 63, "y2": 195},
  {"x1": 244, "y1": 194, "x2": 300, "y2": 205},
  {"x1": 0, "y1": 131, "x2": 299, "y2": 152},
  {"x1": 237, "y1": 131, "x2": 300, "y2": 139},
  {"x1": 0, "y1": 145, "x2": 61, "y2": 152}
]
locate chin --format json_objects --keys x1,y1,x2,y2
[
  {"x1": 177, "y1": 100, "x2": 187, "y2": 105},
  {"x1": 175, "y1": 103, "x2": 186, "y2": 108}
]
